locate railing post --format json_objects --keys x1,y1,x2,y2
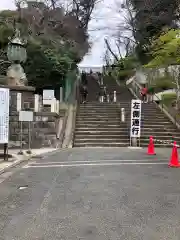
[
  {"x1": 113, "y1": 91, "x2": 116, "y2": 102},
  {"x1": 121, "y1": 108, "x2": 125, "y2": 122}
]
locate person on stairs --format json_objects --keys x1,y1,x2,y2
[
  {"x1": 81, "y1": 71, "x2": 87, "y2": 85},
  {"x1": 99, "y1": 84, "x2": 105, "y2": 102},
  {"x1": 103, "y1": 86, "x2": 107, "y2": 102},
  {"x1": 80, "y1": 85, "x2": 88, "y2": 103},
  {"x1": 140, "y1": 84, "x2": 148, "y2": 103}
]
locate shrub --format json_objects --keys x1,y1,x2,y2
[
  {"x1": 161, "y1": 92, "x2": 177, "y2": 106},
  {"x1": 153, "y1": 76, "x2": 174, "y2": 91}
]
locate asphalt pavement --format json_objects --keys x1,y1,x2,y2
[{"x1": 0, "y1": 147, "x2": 180, "y2": 239}]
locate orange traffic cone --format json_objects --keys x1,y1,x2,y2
[
  {"x1": 147, "y1": 136, "x2": 156, "y2": 155},
  {"x1": 169, "y1": 141, "x2": 180, "y2": 167}
]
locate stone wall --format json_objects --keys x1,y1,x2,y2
[
  {"x1": 9, "y1": 112, "x2": 59, "y2": 149},
  {"x1": 0, "y1": 85, "x2": 61, "y2": 149}
]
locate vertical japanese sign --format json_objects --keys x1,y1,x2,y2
[
  {"x1": 130, "y1": 99, "x2": 142, "y2": 138},
  {"x1": 0, "y1": 88, "x2": 9, "y2": 143}
]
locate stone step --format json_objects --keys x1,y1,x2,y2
[
  {"x1": 126, "y1": 119, "x2": 173, "y2": 123},
  {"x1": 141, "y1": 122, "x2": 176, "y2": 126},
  {"x1": 141, "y1": 125, "x2": 177, "y2": 130},
  {"x1": 79, "y1": 106, "x2": 119, "y2": 109},
  {"x1": 75, "y1": 126, "x2": 126, "y2": 130},
  {"x1": 139, "y1": 143, "x2": 172, "y2": 148},
  {"x1": 79, "y1": 107, "x2": 119, "y2": 110},
  {"x1": 74, "y1": 134, "x2": 128, "y2": 139},
  {"x1": 76, "y1": 123, "x2": 121, "y2": 127},
  {"x1": 141, "y1": 135, "x2": 180, "y2": 140},
  {"x1": 141, "y1": 131, "x2": 180, "y2": 136},
  {"x1": 77, "y1": 112, "x2": 164, "y2": 116},
  {"x1": 76, "y1": 117, "x2": 121, "y2": 120},
  {"x1": 73, "y1": 142, "x2": 173, "y2": 148},
  {"x1": 140, "y1": 139, "x2": 180, "y2": 147},
  {"x1": 77, "y1": 116, "x2": 168, "y2": 121},
  {"x1": 74, "y1": 133, "x2": 180, "y2": 140},
  {"x1": 76, "y1": 120, "x2": 121, "y2": 123},
  {"x1": 75, "y1": 129, "x2": 128, "y2": 133},
  {"x1": 74, "y1": 138, "x2": 128, "y2": 143},
  {"x1": 73, "y1": 142, "x2": 129, "y2": 147},
  {"x1": 77, "y1": 115, "x2": 120, "y2": 118},
  {"x1": 74, "y1": 130, "x2": 180, "y2": 136}
]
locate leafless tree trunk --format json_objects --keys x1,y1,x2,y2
[{"x1": 104, "y1": 38, "x2": 119, "y2": 62}]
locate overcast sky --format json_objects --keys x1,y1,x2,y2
[{"x1": 0, "y1": 0, "x2": 120, "y2": 67}]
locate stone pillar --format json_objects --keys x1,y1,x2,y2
[
  {"x1": 51, "y1": 98, "x2": 56, "y2": 112},
  {"x1": 60, "y1": 87, "x2": 63, "y2": 102},
  {"x1": 17, "y1": 92, "x2": 22, "y2": 111},
  {"x1": 56, "y1": 100, "x2": 60, "y2": 114},
  {"x1": 34, "y1": 94, "x2": 39, "y2": 112}
]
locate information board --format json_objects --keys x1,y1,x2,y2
[
  {"x1": 19, "y1": 111, "x2": 33, "y2": 122},
  {"x1": 43, "y1": 89, "x2": 54, "y2": 105},
  {"x1": 0, "y1": 88, "x2": 9, "y2": 143}
]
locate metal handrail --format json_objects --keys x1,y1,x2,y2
[{"x1": 129, "y1": 79, "x2": 180, "y2": 129}]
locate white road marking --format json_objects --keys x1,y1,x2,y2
[
  {"x1": 30, "y1": 159, "x2": 168, "y2": 165},
  {"x1": 23, "y1": 162, "x2": 167, "y2": 168},
  {"x1": 128, "y1": 147, "x2": 142, "y2": 149}
]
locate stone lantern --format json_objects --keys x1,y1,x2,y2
[{"x1": 7, "y1": 29, "x2": 27, "y2": 86}]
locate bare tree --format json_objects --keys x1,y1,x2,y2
[
  {"x1": 104, "y1": 38, "x2": 119, "y2": 61},
  {"x1": 70, "y1": 0, "x2": 100, "y2": 29},
  {"x1": 103, "y1": 48, "x2": 111, "y2": 67}
]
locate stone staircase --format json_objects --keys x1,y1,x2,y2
[
  {"x1": 120, "y1": 99, "x2": 180, "y2": 147},
  {"x1": 104, "y1": 78, "x2": 180, "y2": 147},
  {"x1": 140, "y1": 103, "x2": 180, "y2": 147},
  {"x1": 73, "y1": 102, "x2": 129, "y2": 147},
  {"x1": 103, "y1": 76, "x2": 133, "y2": 101},
  {"x1": 73, "y1": 76, "x2": 132, "y2": 147},
  {"x1": 120, "y1": 97, "x2": 180, "y2": 148},
  {"x1": 73, "y1": 74, "x2": 180, "y2": 148}
]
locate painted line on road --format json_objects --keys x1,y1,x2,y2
[
  {"x1": 30, "y1": 159, "x2": 168, "y2": 165},
  {"x1": 23, "y1": 162, "x2": 167, "y2": 168}
]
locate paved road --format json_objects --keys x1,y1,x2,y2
[{"x1": 0, "y1": 147, "x2": 179, "y2": 239}]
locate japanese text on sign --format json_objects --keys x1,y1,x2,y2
[{"x1": 130, "y1": 99, "x2": 141, "y2": 138}]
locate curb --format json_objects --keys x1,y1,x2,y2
[
  {"x1": 0, "y1": 148, "x2": 58, "y2": 175},
  {"x1": 0, "y1": 155, "x2": 30, "y2": 175}
]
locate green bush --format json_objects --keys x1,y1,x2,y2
[
  {"x1": 153, "y1": 76, "x2": 174, "y2": 91},
  {"x1": 161, "y1": 92, "x2": 177, "y2": 106},
  {"x1": 148, "y1": 76, "x2": 175, "y2": 93}
]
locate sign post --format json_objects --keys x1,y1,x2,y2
[
  {"x1": 0, "y1": 88, "x2": 9, "y2": 161},
  {"x1": 19, "y1": 111, "x2": 33, "y2": 154},
  {"x1": 130, "y1": 99, "x2": 142, "y2": 147}
]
